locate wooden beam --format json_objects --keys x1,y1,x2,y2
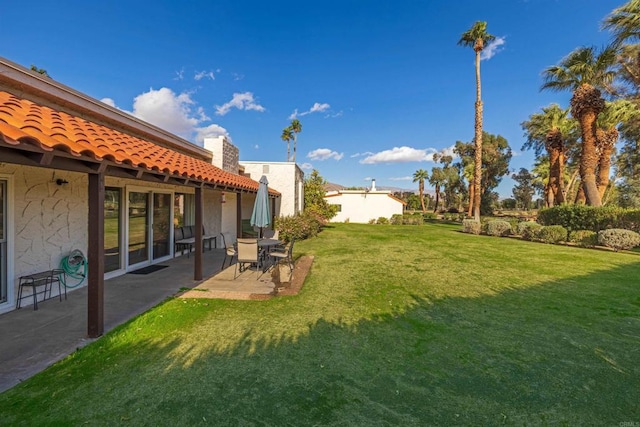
[
  {"x1": 87, "y1": 172, "x2": 105, "y2": 338},
  {"x1": 194, "y1": 186, "x2": 203, "y2": 281}
]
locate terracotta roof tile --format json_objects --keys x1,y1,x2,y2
[{"x1": 0, "y1": 91, "x2": 275, "y2": 194}]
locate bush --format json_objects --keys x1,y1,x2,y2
[
  {"x1": 274, "y1": 211, "x2": 323, "y2": 242},
  {"x1": 538, "y1": 225, "x2": 567, "y2": 244},
  {"x1": 376, "y1": 217, "x2": 389, "y2": 225},
  {"x1": 422, "y1": 212, "x2": 437, "y2": 221},
  {"x1": 597, "y1": 229, "x2": 640, "y2": 251},
  {"x1": 403, "y1": 213, "x2": 424, "y2": 225},
  {"x1": 568, "y1": 230, "x2": 598, "y2": 248},
  {"x1": 462, "y1": 219, "x2": 481, "y2": 235},
  {"x1": 485, "y1": 220, "x2": 512, "y2": 237},
  {"x1": 517, "y1": 222, "x2": 542, "y2": 241},
  {"x1": 538, "y1": 205, "x2": 640, "y2": 234},
  {"x1": 368, "y1": 219, "x2": 376, "y2": 224},
  {"x1": 390, "y1": 214, "x2": 403, "y2": 225}
]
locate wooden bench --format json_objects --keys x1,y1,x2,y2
[
  {"x1": 16, "y1": 269, "x2": 67, "y2": 310},
  {"x1": 174, "y1": 225, "x2": 217, "y2": 257}
]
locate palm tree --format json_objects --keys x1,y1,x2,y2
[
  {"x1": 603, "y1": 0, "x2": 640, "y2": 48},
  {"x1": 521, "y1": 104, "x2": 578, "y2": 206},
  {"x1": 290, "y1": 119, "x2": 302, "y2": 162},
  {"x1": 429, "y1": 167, "x2": 445, "y2": 213},
  {"x1": 281, "y1": 127, "x2": 293, "y2": 161},
  {"x1": 595, "y1": 99, "x2": 639, "y2": 199},
  {"x1": 541, "y1": 46, "x2": 617, "y2": 206},
  {"x1": 413, "y1": 169, "x2": 429, "y2": 212},
  {"x1": 459, "y1": 21, "x2": 495, "y2": 222}
]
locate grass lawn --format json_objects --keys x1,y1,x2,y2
[{"x1": 1, "y1": 222, "x2": 639, "y2": 425}]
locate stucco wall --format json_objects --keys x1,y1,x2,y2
[
  {"x1": 0, "y1": 164, "x2": 88, "y2": 306},
  {"x1": 241, "y1": 162, "x2": 303, "y2": 217},
  {"x1": 326, "y1": 191, "x2": 404, "y2": 223}
]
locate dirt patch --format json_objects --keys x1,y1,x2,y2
[{"x1": 249, "y1": 255, "x2": 314, "y2": 299}]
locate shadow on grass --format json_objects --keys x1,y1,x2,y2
[{"x1": 1, "y1": 262, "x2": 639, "y2": 426}]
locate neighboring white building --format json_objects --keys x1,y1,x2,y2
[
  {"x1": 324, "y1": 179, "x2": 406, "y2": 223},
  {"x1": 240, "y1": 161, "x2": 304, "y2": 218}
]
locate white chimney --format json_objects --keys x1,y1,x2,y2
[{"x1": 370, "y1": 179, "x2": 376, "y2": 192}]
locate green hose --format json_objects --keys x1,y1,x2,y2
[{"x1": 59, "y1": 249, "x2": 87, "y2": 288}]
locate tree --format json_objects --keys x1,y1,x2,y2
[
  {"x1": 454, "y1": 132, "x2": 511, "y2": 215},
  {"x1": 459, "y1": 21, "x2": 496, "y2": 221},
  {"x1": 595, "y1": 100, "x2": 639, "y2": 200},
  {"x1": 412, "y1": 169, "x2": 429, "y2": 212},
  {"x1": 281, "y1": 127, "x2": 293, "y2": 161},
  {"x1": 429, "y1": 166, "x2": 446, "y2": 213},
  {"x1": 603, "y1": 0, "x2": 640, "y2": 48},
  {"x1": 521, "y1": 104, "x2": 578, "y2": 206},
  {"x1": 290, "y1": 119, "x2": 302, "y2": 162},
  {"x1": 304, "y1": 169, "x2": 338, "y2": 220},
  {"x1": 541, "y1": 45, "x2": 617, "y2": 206},
  {"x1": 30, "y1": 65, "x2": 50, "y2": 77},
  {"x1": 511, "y1": 168, "x2": 535, "y2": 210}
]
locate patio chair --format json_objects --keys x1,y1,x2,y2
[
  {"x1": 220, "y1": 233, "x2": 236, "y2": 269},
  {"x1": 235, "y1": 238, "x2": 261, "y2": 278},
  {"x1": 270, "y1": 238, "x2": 294, "y2": 279}
]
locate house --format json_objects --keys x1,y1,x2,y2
[
  {"x1": 324, "y1": 179, "x2": 406, "y2": 223},
  {"x1": 0, "y1": 56, "x2": 279, "y2": 335},
  {"x1": 240, "y1": 160, "x2": 304, "y2": 217}
]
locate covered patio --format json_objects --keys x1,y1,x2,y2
[{"x1": 0, "y1": 248, "x2": 281, "y2": 393}]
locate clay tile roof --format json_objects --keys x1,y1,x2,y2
[{"x1": 0, "y1": 91, "x2": 276, "y2": 194}]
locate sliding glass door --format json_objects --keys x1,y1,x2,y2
[
  {"x1": 152, "y1": 193, "x2": 171, "y2": 260},
  {"x1": 128, "y1": 191, "x2": 149, "y2": 267},
  {"x1": 0, "y1": 180, "x2": 6, "y2": 304}
]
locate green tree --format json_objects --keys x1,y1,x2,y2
[
  {"x1": 429, "y1": 166, "x2": 446, "y2": 213},
  {"x1": 281, "y1": 127, "x2": 293, "y2": 162},
  {"x1": 521, "y1": 104, "x2": 578, "y2": 206},
  {"x1": 541, "y1": 45, "x2": 617, "y2": 206},
  {"x1": 290, "y1": 119, "x2": 302, "y2": 162},
  {"x1": 603, "y1": 0, "x2": 640, "y2": 48},
  {"x1": 511, "y1": 168, "x2": 535, "y2": 210},
  {"x1": 412, "y1": 169, "x2": 429, "y2": 212},
  {"x1": 30, "y1": 65, "x2": 49, "y2": 77},
  {"x1": 304, "y1": 169, "x2": 338, "y2": 221},
  {"x1": 459, "y1": 21, "x2": 496, "y2": 221},
  {"x1": 454, "y1": 132, "x2": 511, "y2": 215}
]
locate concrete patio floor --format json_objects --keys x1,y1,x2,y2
[{"x1": 0, "y1": 248, "x2": 282, "y2": 393}]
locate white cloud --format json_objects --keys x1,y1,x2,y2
[
  {"x1": 360, "y1": 146, "x2": 436, "y2": 164},
  {"x1": 389, "y1": 176, "x2": 413, "y2": 181},
  {"x1": 194, "y1": 70, "x2": 216, "y2": 81},
  {"x1": 215, "y1": 92, "x2": 265, "y2": 116},
  {"x1": 300, "y1": 162, "x2": 313, "y2": 170},
  {"x1": 350, "y1": 151, "x2": 374, "y2": 158},
  {"x1": 132, "y1": 87, "x2": 203, "y2": 138},
  {"x1": 194, "y1": 124, "x2": 230, "y2": 144},
  {"x1": 481, "y1": 36, "x2": 506, "y2": 61},
  {"x1": 289, "y1": 102, "x2": 331, "y2": 119},
  {"x1": 101, "y1": 98, "x2": 116, "y2": 108},
  {"x1": 307, "y1": 148, "x2": 344, "y2": 161},
  {"x1": 174, "y1": 68, "x2": 185, "y2": 80}
]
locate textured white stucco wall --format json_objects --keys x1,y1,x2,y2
[
  {"x1": 241, "y1": 162, "x2": 303, "y2": 217},
  {"x1": 325, "y1": 191, "x2": 404, "y2": 223}
]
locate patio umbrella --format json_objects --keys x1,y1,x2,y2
[{"x1": 250, "y1": 175, "x2": 271, "y2": 238}]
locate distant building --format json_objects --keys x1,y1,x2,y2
[{"x1": 324, "y1": 179, "x2": 406, "y2": 223}]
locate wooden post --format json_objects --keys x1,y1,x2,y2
[
  {"x1": 87, "y1": 173, "x2": 105, "y2": 338},
  {"x1": 236, "y1": 192, "x2": 242, "y2": 238},
  {"x1": 194, "y1": 186, "x2": 203, "y2": 281}
]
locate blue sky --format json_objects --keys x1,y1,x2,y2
[{"x1": 1, "y1": 0, "x2": 625, "y2": 196}]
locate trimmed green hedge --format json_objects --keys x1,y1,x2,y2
[{"x1": 538, "y1": 205, "x2": 640, "y2": 233}]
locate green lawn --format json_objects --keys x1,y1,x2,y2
[{"x1": 2, "y1": 222, "x2": 639, "y2": 425}]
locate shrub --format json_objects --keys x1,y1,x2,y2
[
  {"x1": 485, "y1": 220, "x2": 512, "y2": 237},
  {"x1": 422, "y1": 212, "x2": 437, "y2": 221},
  {"x1": 597, "y1": 229, "x2": 640, "y2": 251},
  {"x1": 403, "y1": 213, "x2": 424, "y2": 225},
  {"x1": 377, "y1": 217, "x2": 389, "y2": 225},
  {"x1": 538, "y1": 225, "x2": 567, "y2": 244},
  {"x1": 390, "y1": 214, "x2": 403, "y2": 225},
  {"x1": 517, "y1": 222, "x2": 542, "y2": 241},
  {"x1": 368, "y1": 218, "x2": 376, "y2": 224},
  {"x1": 274, "y1": 211, "x2": 323, "y2": 242},
  {"x1": 538, "y1": 205, "x2": 640, "y2": 234},
  {"x1": 462, "y1": 219, "x2": 481, "y2": 235},
  {"x1": 568, "y1": 230, "x2": 598, "y2": 248}
]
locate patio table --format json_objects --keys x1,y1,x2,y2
[{"x1": 257, "y1": 239, "x2": 283, "y2": 271}]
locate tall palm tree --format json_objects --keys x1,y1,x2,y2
[
  {"x1": 281, "y1": 127, "x2": 293, "y2": 161},
  {"x1": 521, "y1": 104, "x2": 578, "y2": 206},
  {"x1": 603, "y1": 0, "x2": 640, "y2": 48},
  {"x1": 429, "y1": 167, "x2": 445, "y2": 213},
  {"x1": 290, "y1": 119, "x2": 302, "y2": 162},
  {"x1": 413, "y1": 169, "x2": 429, "y2": 212},
  {"x1": 595, "y1": 99, "x2": 639, "y2": 199},
  {"x1": 459, "y1": 21, "x2": 495, "y2": 222},
  {"x1": 541, "y1": 46, "x2": 617, "y2": 206}
]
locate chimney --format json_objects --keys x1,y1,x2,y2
[{"x1": 370, "y1": 179, "x2": 376, "y2": 192}]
